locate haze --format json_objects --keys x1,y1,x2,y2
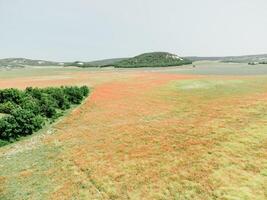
[{"x1": 0, "y1": 0, "x2": 267, "y2": 61}]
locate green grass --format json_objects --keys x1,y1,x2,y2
[
  {"x1": 174, "y1": 78, "x2": 267, "y2": 98},
  {"x1": 0, "y1": 143, "x2": 64, "y2": 199}
]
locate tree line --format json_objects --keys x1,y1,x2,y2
[{"x1": 0, "y1": 86, "x2": 89, "y2": 146}]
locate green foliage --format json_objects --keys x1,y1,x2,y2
[
  {"x1": 44, "y1": 87, "x2": 70, "y2": 110},
  {"x1": 66, "y1": 52, "x2": 192, "y2": 68},
  {"x1": 20, "y1": 95, "x2": 40, "y2": 115},
  {"x1": 111, "y1": 52, "x2": 192, "y2": 68},
  {"x1": 0, "y1": 108, "x2": 44, "y2": 140},
  {"x1": 63, "y1": 86, "x2": 85, "y2": 104},
  {"x1": 39, "y1": 93, "x2": 57, "y2": 118},
  {"x1": 0, "y1": 85, "x2": 90, "y2": 143},
  {"x1": 0, "y1": 88, "x2": 23, "y2": 104},
  {"x1": 0, "y1": 101, "x2": 17, "y2": 114},
  {"x1": 80, "y1": 85, "x2": 90, "y2": 97}
]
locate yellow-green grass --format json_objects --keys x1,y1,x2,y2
[{"x1": 0, "y1": 68, "x2": 267, "y2": 199}]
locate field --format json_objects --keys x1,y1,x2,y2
[{"x1": 0, "y1": 62, "x2": 267, "y2": 199}]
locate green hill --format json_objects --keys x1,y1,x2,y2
[
  {"x1": 64, "y1": 52, "x2": 192, "y2": 68},
  {"x1": 110, "y1": 52, "x2": 192, "y2": 68}
]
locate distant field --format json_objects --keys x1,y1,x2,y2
[
  {"x1": 139, "y1": 61, "x2": 267, "y2": 76},
  {"x1": 1, "y1": 61, "x2": 267, "y2": 79},
  {"x1": 0, "y1": 62, "x2": 267, "y2": 199}
]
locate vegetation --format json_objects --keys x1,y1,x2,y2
[
  {"x1": 248, "y1": 62, "x2": 258, "y2": 65},
  {"x1": 110, "y1": 52, "x2": 192, "y2": 68},
  {"x1": 248, "y1": 61, "x2": 267, "y2": 65},
  {"x1": 64, "y1": 52, "x2": 192, "y2": 68},
  {"x1": 0, "y1": 86, "x2": 89, "y2": 146}
]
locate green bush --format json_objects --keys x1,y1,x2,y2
[
  {"x1": 43, "y1": 87, "x2": 70, "y2": 110},
  {"x1": 80, "y1": 85, "x2": 90, "y2": 96},
  {"x1": 63, "y1": 86, "x2": 84, "y2": 104},
  {"x1": 0, "y1": 88, "x2": 23, "y2": 104},
  {"x1": 39, "y1": 93, "x2": 57, "y2": 118},
  {"x1": 0, "y1": 108, "x2": 44, "y2": 140},
  {"x1": 20, "y1": 96, "x2": 40, "y2": 115},
  {"x1": 0, "y1": 85, "x2": 90, "y2": 143},
  {"x1": 0, "y1": 102, "x2": 17, "y2": 114}
]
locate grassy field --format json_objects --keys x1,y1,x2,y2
[{"x1": 0, "y1": 63, "x2": 267, "y2": 199}]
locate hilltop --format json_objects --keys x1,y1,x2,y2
[
  {"x1": 110, "y1": 52, "x2": 192, "y2": 68},
  {"x1": 65, "y1": 52, "x2": 192, "y2": 68}
]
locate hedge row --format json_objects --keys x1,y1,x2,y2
[{"x1": 0, "y1": 86, "x2": 89, "y2": 144}]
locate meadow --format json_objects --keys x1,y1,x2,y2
[{"x1": 0, "y1": 62, "x2": 267, "y2": 199}]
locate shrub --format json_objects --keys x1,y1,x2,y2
[
  {"x1": 80, "y1": 85, "x2": 90, "y2": 97},
  {"x1": 0, "y1": 108, "x2": 44, "y2": 140},
  {"x1": 0, "y1": 101, "x2": 17, "y2": 114},
  {"x1": 0, "y1": 85, "x2": 90, "y2": 143},
  {"x1": 25, "y1": 87, "x2": 43, "y2": 100},
  {"x1": 39, "y1": 93, "x2": 57, "y2": 118},
  {"x1": 11, "y1": 108, "x2": 44, "y2": 136},
  {"x1": 43, "y1": 87, "x2": 70, "y2": 110},
  {"x1": 64, "y1": 86, "x2": 84, "y2": 104},
  {"x1": 20, "y1": 96, "x2": 40, "y2": 115},
  {"x1": 0, "y1": 88, "x2": 23, "y2": 104}
]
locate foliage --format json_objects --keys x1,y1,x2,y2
[
  {"x1": 0, "y1": 88, "x2": 23, "y2": 104},
  {"x1": 0, "y1": 85, "x2": 89, "y2": 143},
  {"x1": 65, "y1": 52, "x2": 192, "y2": 68},
  {"x1": 63, "y1": 86, "x2": 85, "y2": 104},
  {"x1": 0, "y1": 108, "x2": 44, "y2": 140},
  {"x1": 110, "y1": 52, "x2": 192, "y2": 68},
  {"x1": 0, "y1": 101, "x2": 17, "y2": 114}
]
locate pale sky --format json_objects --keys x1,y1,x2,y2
[{"x1": 0, "y1": 0, "x2": 267, "y2": 61}]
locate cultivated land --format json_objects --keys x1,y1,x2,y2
[{"x1": 0, "y1": 62, "x2": 267, "y2": 199}]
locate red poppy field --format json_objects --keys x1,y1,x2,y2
[{"x1": 0, "y1": 67, "x2": 267, "y2": 199}]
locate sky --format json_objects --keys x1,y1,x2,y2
[{"x1": 0, "y1": 0, "x2": 267, "y2": 61}]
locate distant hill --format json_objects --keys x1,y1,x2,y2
[
  {"x1": 64, "y1": 52, "x2": 192, "y2": 68},
  {"x1": 186, "y1": 56, "x2": 224, "y2": 62},
  {"x1": 110, "y1": 52, "x2": 192, "y2": 68},
  {"x1": 2, "y1": 53, "x2": 267, "y2": 69},
  {"x1": 221, "y1": 54, "x2": 267, "y2": 63},
  {"x1": 64, "y1": 58, "x2": 128, "y2": 68},
  {"x1": 186, "y1": 54, "x2": 267, "y2": 63},
  {"x1": 0, "y1": 58, "x2": 62, "y2": 68},
  {"x1": 89, "y1": 58, "x2": 127, "y2": 66}
]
